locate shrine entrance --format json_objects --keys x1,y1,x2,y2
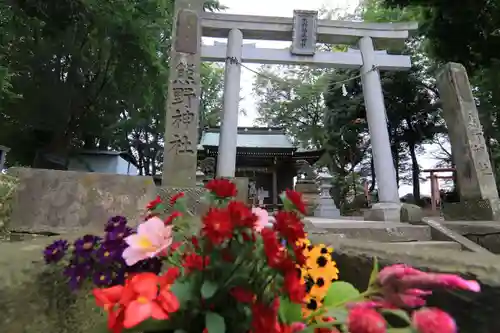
[
  {"x1": 197, "y1": 127, "x2": 322, "y2": 209},
  {"x1": 162, "y1": 1, "x2": 417, "y2": 221}
]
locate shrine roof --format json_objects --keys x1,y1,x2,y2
[{"x1": 199, "y1": 127, "x2": 295, "y2": 149}]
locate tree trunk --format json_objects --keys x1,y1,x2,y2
[
  {"x1": 369, "y1": 155, "x2": 376, "y2": 192},
  {"x1": 408, "y1": 142, "x2": 421, "y2": 203}
]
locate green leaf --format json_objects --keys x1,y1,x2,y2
[
  {"x1": 171, "y1": 280, "x2": 193, "y2": 305},
  {"x1": 368, "y1": 257, "x2": 379, "y2": 287},
  {"x1": 381, "y1": 309, "x2": 411, "y2": 324},
  {"x1": 173, "y1": 196, "x2": 187, "y2": 212},
  {"x1": 323, "y1": 281, "x2": 360, "y2": 307},
  {"x1": 173, "y1": 330, "x2": 187, "y2": 333},
  {"x1": 279, "y1": 297, "x2": 304, "y2": 324},
  {"x1": 201, "y1": 280, "x2": 218, "y2": 299},
  {"x1": 280, "y1": 192, "x2": 295, "y2": 211},
  {"x1": 205, "y1": 312, "x2": 226, "y2": 333},
  {"x1": 323, "y1": 308, "x2": 348, "y2": 324}
]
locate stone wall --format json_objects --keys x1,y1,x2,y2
[
  {"x1": 310, "y1": 235, "x2": 500, "y2": 333},
  {"x1": 0, "y1": 173, "x2": 19, "y2": 233},
  {"x1": 0, "y1": 233, "x2": 104, "y2": 333},
  {"x1": 7, "y1": 168, "x2": 156, "y2": 233}
]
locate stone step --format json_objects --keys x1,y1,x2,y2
[
  {"x1": 381, "y1": 241, "x2": 462, "y2": 251},
  {"x1": 306, "y1": 220, "x2": 432, "y2": 242}
]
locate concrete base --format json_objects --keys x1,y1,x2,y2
[
  {"x1": 364, "y1": 202, "x2": 401, "y2": 222},
  {"x1": 384, "y1": 241, "x2": 461, "y2": 251},
  {"x1": 157, "y1": 186, "x2": 207, "y2": 215},
  {"x1": 306, "y1": 219, "x2": 431, "y2": 242},
  {"x1": 442, "y1": 198, "x2": 500, "y2": 221}
]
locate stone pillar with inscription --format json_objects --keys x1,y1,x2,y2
[
  {"x1": 162, "y1": 0, "x2": 202, "y2": 187},
  {"x1": 159, "y1": 0, "x2": 206, "y2": 215},
  {"x1": 437, "y1": 62, "x2": 500, "y2": 221}
]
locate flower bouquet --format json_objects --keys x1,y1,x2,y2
[{"x1": 43, "y1": 179, "x2": 481, "y2": 333}]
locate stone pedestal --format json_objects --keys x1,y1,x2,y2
[
  {"x1": 364, "y1": 202, "x2": 401, "y2": 222},
  {"x1": 314, "y1": 172, "x2": 340, "y2": 218},
  {"x1": 295, "y1": 181, "x2": 319, "y2": 216}
]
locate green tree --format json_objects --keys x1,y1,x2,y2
[
  {"x1": 0, "y1": 0, "x2": 224, "y2": 172},
  {"x1": 253, "y1": 65, "x2": 331, "y2": 149}
]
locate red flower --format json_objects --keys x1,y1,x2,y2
[
  {"x1": 146, "y1": 196, "x2": 162, "y2": 210},
  {"x1": 205, "y1": 178, "x2": 238, "y2": 198},
  {"x1": 159, "y1": 267, "x2": 180, "y2": 287},
  {"x1": 283, "y1": 269, "x2": 306, "y2": 303},
  {"x1": 251, "y1": 299, "x2": 280, "y2": 333},
  {"x1": 170, "y1": 192, "x2": 185, "y2": 205},
  {"x1": 202, "y1": 208, "x2": 234, "y2": 245},
  {"x1": 92, "y1": 273, "x2": 180, "y2": 333},
  {"x1": 412, "y1": 308, "x2": 456, "y2": 333},
  {"x1": 165, "y1": 211, "x2": 182, "y2": 225},
  {"x1": 190, "y1": 235, "x2": 200, "y2": 249},
  {"x1": 291, "y1": 242, "x2": 307, "y2": 266},
  {"x1": 93, "y1": 285, "x2": 125, "y2": 333},
  {"x1": 261, "y1": 228, "x2": 294, "y2": 271},
  {"x1": 182, "y1": 253, "x2": 210, "y2": 273},
  {"x1": 228, "y1": 200, "x2": 257, "y2": 228},
  {"x1": 346, "y1": 306, "x2": 386, "y2": 333},
  {"x1": 273, "y1": 211, "x2": 305, "y2": 243},
  {"x1": 230, "y1": 287, "x2": 255, "y2": 303},
  {"x1": 285, "y1": 189, "x2": 306, "y2": 215}
]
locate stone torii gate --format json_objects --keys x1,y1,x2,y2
[{"x1": 162, "y1": 0, "x2": 417, "y2": 221}]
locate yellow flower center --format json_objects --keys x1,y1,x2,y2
[
  {"x1": 137, "y1": 296, "x2": 149, "y2": 304},
  {"x1": 137, "y1": 236, "x2": 156, "y2": 252},
  {"x1": 104, "y1": 251, "x2": 110, "y2": 257}
]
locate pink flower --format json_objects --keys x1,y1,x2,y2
[
  {"x1": 122, "y1": 217, "x2": 173, "y2": 266},
  {"x1": 412, "y1": 308, "x2": 457, "y2": 333},
  {"x1": 252, "y1": 207, "x2": 269, "y2": 232},
  {"x1": 347, "y1": 306, "x2": 386, "y2": 333},
  {"x1": 376, "y1": 264, "x2": 480, "y2": 308},
  {"x1": 399, "y1": 273, "x2": 480, "y2": 292}
]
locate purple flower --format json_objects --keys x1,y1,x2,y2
[
  {"x1": 74, "y1": 235, "x2": 101, "y2": 257},
  {"x1": 93, "y1": 270, "x2": 113, "y2": 287},
  {"x1": 64, "y1": 261, "x2": 92, "y2": 290},
  {"x1": 105, "y1": 216, "x2": 128, "y2": 232},
  {"x1": 105, "y1": 226, "x2": 133, "y2": 243},
  {"x1": 95, "y1": 243, "x2": 123, "y2": 263},
  {"x1": 43, "y1": 239, "x2": 69, "y2": 264}
]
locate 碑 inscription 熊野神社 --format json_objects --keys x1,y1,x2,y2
[
  {"x1": 168, "y1": 61, "x2": 197, "y2": 156},
  {"x1": 437, "y1": 62, "x2": 500, "y2": 220}
]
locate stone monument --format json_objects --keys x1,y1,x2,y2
[
  {"x1": 159, "y1": 0, "x2": 206, "y2": 213},
  {"x1": 436, "y1": 62, "x2": 500, "y2": 220},
  {"x1": 314, "y1": 171, "x2": 340, "y2": 218}
]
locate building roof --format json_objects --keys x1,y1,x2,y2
[
  {"x1": 199, "y1": 127, "x2": 295, "y2": 149},
  {"x1": 77, "y1": 150, "x2": 139, "y2": 168}
]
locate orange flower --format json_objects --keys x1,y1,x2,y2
[
  {"x1": 92, "y1": 272, "x2": 180, "y2": 332},
  {"x1": 122, "y1": 273, "x2": 178, "y2": 328},
  {"x1": 93, "y1": 285, "x2": 126, "y2": 333}
]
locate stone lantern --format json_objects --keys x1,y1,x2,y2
[{"x1": 314, "y1": 171, "x2": 340, "y2": 218}]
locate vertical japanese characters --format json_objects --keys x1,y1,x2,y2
[{"x1": 168, "y1": 61, "x2": 197, "y2": 156}]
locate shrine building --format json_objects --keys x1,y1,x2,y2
[{"x1": 197, "y1": 127, "x2": 323, "y2": 207}]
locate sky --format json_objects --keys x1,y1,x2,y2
[{"x1": 202, "y1": 0, "x2": 452, "y2": 196}]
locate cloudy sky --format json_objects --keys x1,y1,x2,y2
[{"x1": 202, "y1": 0, "x2": 450, "y2": 196}]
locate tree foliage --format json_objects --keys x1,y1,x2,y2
[{"x1": 0, "y1": 0, "x2": 224, "y2": 175}]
